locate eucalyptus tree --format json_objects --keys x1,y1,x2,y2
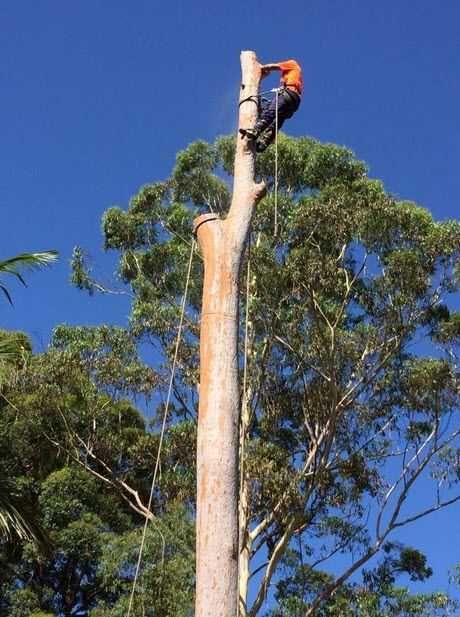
[
  {"x1": 67, "y1": 107, "x2": 460, "y2": 614},
  {"x1": 268, "y1": 544, "x2": 459, "y2": 616}
]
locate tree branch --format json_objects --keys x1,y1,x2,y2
[{"x1": 250, "y1": 518, "x2": 297, "y2": 617}]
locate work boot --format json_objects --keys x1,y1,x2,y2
[
  {"x1": 256, "y1": 139, "x2": 268, "y2": 153},
  {"x1": 256, "y1": 124, "x2": 276, "y2": 152},
  {"x1": 239, "y1": 128, "x2": 258, "y2": 140},
  {"x1": 256, "y1": 133, "x2": 273, "y2": 152}
]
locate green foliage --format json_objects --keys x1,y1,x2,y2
[
  {"x1": 8, "y1": 589, "x2": 41, "y2": 617},
  {"x1": 2, "y1": 131, "x2": 460, "y2": 615},
  {"x1": 52, "y1": 324, "x2": 159, "y2": 396},
  {"x1": 269, "y1": 545, "x2": 456, "y2": 616},
  {"x1": 70, "y1": 246, "x2": 95, "y2": 294},
  {"x1": 216, "y1": 134, "x2": 367, "y2": 191},
  {"x1": 172, "y1": 140, "x2": 230, "y2": 212},
  {"x1": 0, "y1": 476, "x2": 46, "y2": 548},
  {"x1": 66, "y1": 131, "x2": 460, "y2": 616},
  {"x1": 40, "y1": 467, "x2": 99, "y2": 530},
  {"x1": 0, "y1": 256, "x2": 56, "y2": 553},
  {"x1": 0, "y1": 330, "x2": 32, "y2": 389},
  {"x1": 0, "y1": 340, "x2": 194, "y2": 615},
  {"x1": 91, "y1": 506, "x2": 194, "y2": 616}
]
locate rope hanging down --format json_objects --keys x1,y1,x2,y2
[
  {"x1": 274, "y1": 88, "x2": 279, "y2": 238},
  {"x1": 238, "y1": 234, "x2": 252, "y2": 617},
  {"x1": 127, "y1": 238, "x2": 196, "y2": 617},
  {"x1": 242, "y1": 236, "x2": 252, "y2": 415}
]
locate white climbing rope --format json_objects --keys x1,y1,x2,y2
[
  {"x1": 242, "y1": 236, "x2": 252, "y2": 416},
  {"x1": 274, "y1": 88, "x2": 280, "y2": 238},
  {"x1": 127, "y1": 238, "x2": 196, "y2": 616},
  {"x1": 238, "y1": 234, "x2": 252, "y2": 617}
]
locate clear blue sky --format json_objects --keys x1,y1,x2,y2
[{"x1": 1, "y1": 0, "x2": 460, "y2": 607}]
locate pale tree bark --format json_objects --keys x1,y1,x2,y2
[{"x1": 194, "y1": 51, "x2": 265, "y2": 617}]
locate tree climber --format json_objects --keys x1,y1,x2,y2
[{"x1": 240, "y1": 59, "x2": 303, "y2": 152}]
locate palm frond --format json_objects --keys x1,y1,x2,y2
[
  {"x1": 0, "y1": 251, "x2": 58, "y2": 305},
  {"x1": 0, "y1": 337, "x2": 25, "y2": 362},
  {"x1": 0, "y1": 283, "x2": 13, "y2": 305},
  {"x1": 0, "y1": 500, "x2": 32, "y2": 542},
  {"x1": 0, "y1": 477, "x2": 49, "y2": 551},
  {"x1": 0, "y1": 251, "x2": 58, "y2": 277}
]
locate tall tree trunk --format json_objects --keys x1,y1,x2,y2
[{"x1": 194, "y1": 50, "x2": 265, "y2": 617}]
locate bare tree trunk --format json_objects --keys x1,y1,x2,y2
[{"x1": 194, "y1": 50, "x2": 265, "y2": 617}]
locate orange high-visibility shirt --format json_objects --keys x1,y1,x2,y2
[{"x1": 275, "y1": 60, "x2": 303, "y2": 95}]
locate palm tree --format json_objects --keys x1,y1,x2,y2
[
  {"x1": 0, "y1": 250, "x2": 57, "y2": 548},
  {"x1": 0, "y1": 251, "x2": 58, "y2": 304},
  {"x1": 0, "y1": 477, "x2": 48, "y2": 548}
]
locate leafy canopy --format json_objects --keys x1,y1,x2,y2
[{"x1": 1, "y1": 132, "x2": 459, "y2": 615}]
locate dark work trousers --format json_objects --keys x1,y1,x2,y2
[{"x1": 255, "y1": 88, "x2": 301, "y2": 145}]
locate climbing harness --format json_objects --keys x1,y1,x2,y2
[
  {"x1": 127, "y1": 238, "x2": 196, "y2": 617},
  {"x1": 239, "y1": 86, "x2": 280, "y2": 108}
]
